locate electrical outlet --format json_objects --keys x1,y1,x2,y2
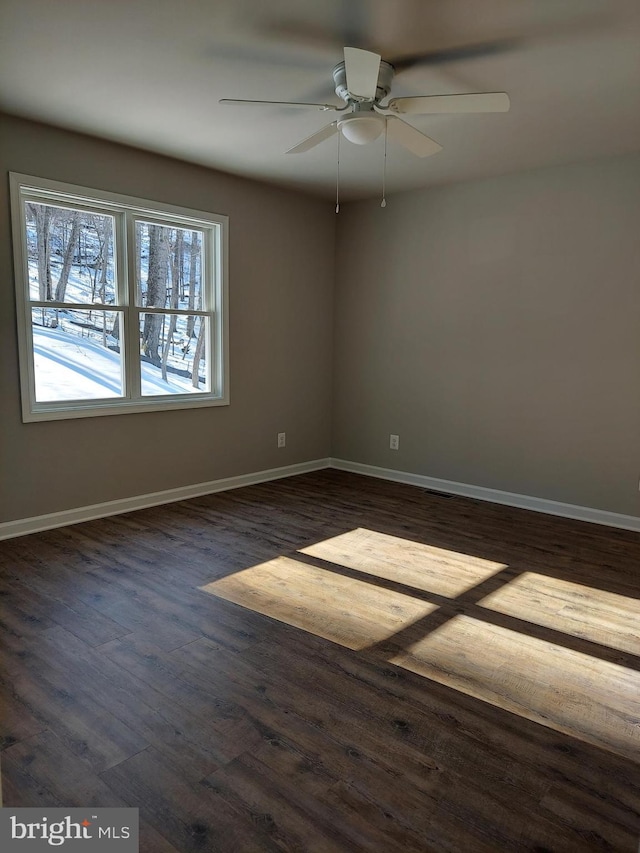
[
  {"x1": 390, "y1": 434, "x2": 399, "y2": 450},
  {"x1": 277, "y1": 432, "x2": 286, "y2": 448}
]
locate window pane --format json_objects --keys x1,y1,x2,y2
[
  {"x1": 136, "y1": 222, "x2": 203, "y2": 311},
  {"x1": 25, "y1": 202, "x2": 116, "y2": 304},
  {"x1": 139, "y1": 313, "x2": 209, "y2": 396},
  {"x1": 32, "y1": 308, "x2": 124, "y2": 401}
]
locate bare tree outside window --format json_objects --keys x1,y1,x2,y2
[{"x1": 12, "y1": 175, "x2": 227, "y2": 421}]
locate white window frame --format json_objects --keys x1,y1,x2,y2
[{"x1": 10, "y1": 173, "x2": 229, "y2": 422}]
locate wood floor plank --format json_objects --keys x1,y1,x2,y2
[
  {"x1": 98, "y1": 636, "x2": 266, "y2": 766},
  {"x1": 389, "y1": 613, "x2": 640, "y2": 760},
  {"x1": 169, "y1": 635, "x2": 561, "y2": 831},
  {"x1": 0, "y1": 689, "x2": 47, "y2": 750},
  {"x1": 100, "y1": 747, "x2": 281, "y2": 853},
  {"x1": 539, "y1": 781, "x2": 640, "y2": 850},
  {"x1": 1, "y1": 469, "x2": 639, "y2": 851},
  {"x1": 0, "y1": 574, "x2": 130, "y2": 646},
  {"x1": 202, "y1": 555, "x2": 439, "y2": 650},
  {"x1": 300, "y1": 526, "x2": 508, "y2": 598},
  {"x1": 204, "y1": 753, "x2": 355, "y2": 853},
  {"x1": 23, "y1": 626, "x2": 226, "y2": 780},
  {"x1": 0, "y1": 750, "x2": 66, "y2": 809},
  {"x1": 0, "y1": 730, "x2": 181, "y2": 852},
  {"x1": 180, "y1": 633, "x2": 593, "y2": 848},
  {"x1": 478, "y1": 570, "x2": 640, "y2": 655},
  {"x1": 3, "y1": 729, "x2": 126, "y2": 806},
  {"x1": 0, "y1": 633, "x2": 149, "y2": 772},
  {"x1": 303, "y1": 631, "x2": 640, "y2": 819}
]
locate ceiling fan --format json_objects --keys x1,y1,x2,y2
[{"x1": 220, "y1": 47, "x2": 510, "y2": 158}]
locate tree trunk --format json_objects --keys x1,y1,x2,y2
[
  {"x1": 136, "y1": 223, "x2": 143, "y2": 305},
  {"x1": 161, "y1": 315, "x2": 178, "y2": 382},
  {"x1": 192, "y1": 319, "x2": 205, "y2": 389},
  {"x1": 54, "y1": 211, "x2": 80, "y2": 302},
  {"x1": 171, "y1": 230, "x2": 183, "y2": 309},
  {"x1": 30, "y1": 204, "x2": 53, "y2": 301},
  {"x1": 97, "y1": 218, "x2": 111, "y2": 302},
  {"x1": 161, "y1": 230, "x2": 182, "y2": 381},
  {"x1": 141, "y1": 225, "x2": 170, "y2": 364},
  {"x1": 186, "y1": 231, "x2": 200, "y2": 339}
]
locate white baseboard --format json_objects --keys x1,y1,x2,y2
[
  {"x1": 0, "y1": 458, "x2": 332, "y2": 541},
  {"x1": 331, "y1": 458, "x2": 640, "y2": 533},
  {"x1": 3, "y1": 456, "x2": 639, "y2": 540}
]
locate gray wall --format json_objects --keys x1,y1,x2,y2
[
  {"x1": 3, "y1": 112, "x2": 639, "y2": 524},
  {"x1": 0, "y1": 113, "x2": 335, "y2": 522},
  {"x1": 333, "y1": 154, "x2": 640, "y2": 516}
]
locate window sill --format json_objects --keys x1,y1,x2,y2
[{"x1": 23, "y1": 394, "x2": 230, "y2": 423}]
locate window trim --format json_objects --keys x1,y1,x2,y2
[{"x1": 10, "y1": 173, "x2": 229, "y2": 422}]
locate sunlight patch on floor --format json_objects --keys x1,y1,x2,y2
[
  {"x1": 201, "y1": 556, "x2": 438, "y2": 650},
  {"x1": 478, "y1": 572, "x2": 640, "y2": 655},
  {"x1": 390, "y1": 614, "x2": 640, "y2": 761},
  {"x1": 478, "y1": 572, "x2": 640, "y2": 656},
  {"x1": 299, "y1": 528, "x2": 506, "y2": 598},
  {"x1": 201, "y1": 529, "x2": 640, "y2": 761}
]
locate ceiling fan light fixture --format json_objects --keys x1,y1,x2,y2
[{"x1": 338, "y1": 114, "x2": 385, "y2": 145}]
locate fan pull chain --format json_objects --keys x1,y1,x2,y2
[
  {"x1": 335, "y1": 130, "x2": 341, "y2": 214},
  {"x1": 381, "y1": 120, "x2": 387, "y2": 208}
]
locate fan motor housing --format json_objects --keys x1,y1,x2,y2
[{"x1": 332, "y1": 59, "x2": 394, "y2": 103}]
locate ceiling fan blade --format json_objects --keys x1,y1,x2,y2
[
  {"x1": 264, "y1": 0, "x2": 370, "y2": 54},
  {"x1": 389, "y1": 39, "x2": 518, "y2": 72},
  {"x1": 340, "y1": 0, "x2": 370, "y2": 47},
  {"x1": 388, "y1": 93, "x2": 510, "y2": 115},
  {"x1": 387, "y1": 6, "x2": 615, "y2": 74},
  {"x1": 286, "y1": 122, "x2": 338, "y2": 154},
  {"x1": 386, "y1": 117, "x2": 442, "y2": 158},
  {"x1": 343, "y1": 47, "x2": 381, "y2": 100},
  {"x1": 220, "y1": 98, "x2": 338, "y2": 111}
]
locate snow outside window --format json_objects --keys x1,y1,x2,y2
[{"x1": 10, "y1": 175, "x2": 228, "y2": 422}]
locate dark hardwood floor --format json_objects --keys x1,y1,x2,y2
[{"x1": 1, "y1": 469, "x2": 639, "y2": 851}]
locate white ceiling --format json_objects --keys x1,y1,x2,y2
[{"x1": 1, "y1": 0, "x2": 639, "y2": 200}]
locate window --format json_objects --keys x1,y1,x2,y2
[{"x1": 10, "y1": 174, "x2": 228, "y2": 421}]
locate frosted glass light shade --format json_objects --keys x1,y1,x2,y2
[{"x1": 338, "y1": 114, "x2": 385, "y2": 145}]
